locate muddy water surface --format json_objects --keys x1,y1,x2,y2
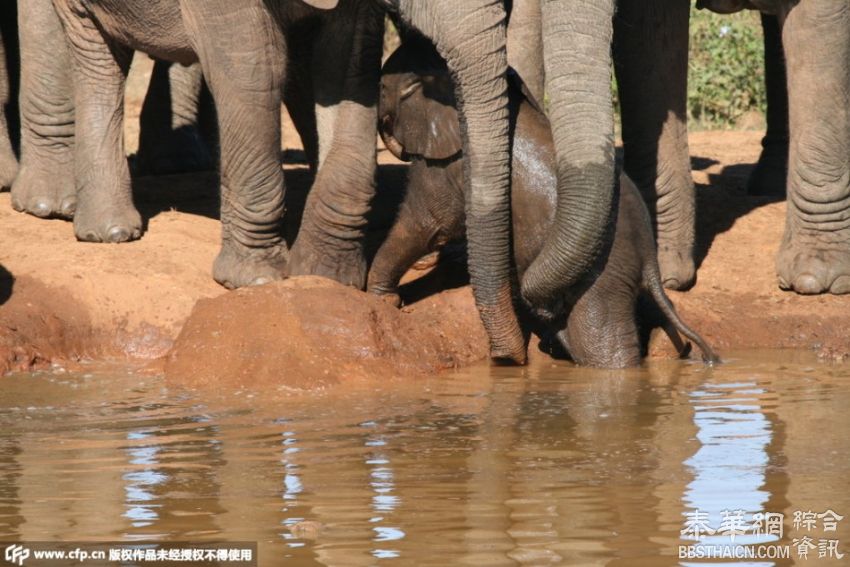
[{"x1": 0, "y1": 351, "x2": 848, "y2": 566}]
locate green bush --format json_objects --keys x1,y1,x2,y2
[{"x1": 687, "y1": 7, "x2": 765, "y2": 129}]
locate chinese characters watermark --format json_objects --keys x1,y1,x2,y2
[{"x1": 679, "y1": 509, "x2": 844, "y2": 561}]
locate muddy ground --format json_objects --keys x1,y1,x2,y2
[{"x1": 2, "y1": 57, "x2": 849, "y2": 384}]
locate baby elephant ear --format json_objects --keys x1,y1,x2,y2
[
  {"x1": 301, "y1": 0, "x2": 339, "y2": 10},
  {"x1": 392, "y1": 98, "x2": 462, "y2": 161},
  {"x1": 400, "y1": 76, "x2": 463, "y2": 161},
  {"x1": 417, "y1": 99, "x2": 463, "y2": 161}
]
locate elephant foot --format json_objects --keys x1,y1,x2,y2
[
  {"x1": 747, "y1": 143, "x2": 788, "y2": 197},
  {"x1": 287, "y1": 232, "x2": 367, "y2": 289},
  {"x1": 0, "y1": 152, "x2": 18, "y2": 190},
  {"x1": 777, "y1": 236, "x2": 850, "y2": 295},
  {"x1": 213, "y1": 241, "x2": 289, "y2": 290},
  {"x1": 657, "y1": 242, "x2": 696, "y2": 291},
  {"x1": 132, "y1": 128, "x2": 214, "y2": 177},
  {"x1": 11, "y1": 166, "x2": 77, "y2": 219},
  {"x1": 73, "y1": 202, "x2": 142, "y2": 243}
]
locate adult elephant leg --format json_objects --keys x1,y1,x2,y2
[
  {"x1": 614, "y1": 0, "x2": 695, "y2": 290},
  {"x1": 135, "y1": 59, "x2": 214, "y2": 176},
  {"x1": 0, "y1": 13, "x2": 18, "y2": 190},
  {"x1": 398, "y1": 0, "x2": 526, "y2": 363},
  {"x1": 747, "y1": 13, "x2": 789, "y2": 197},
  {"x1": 776, "y1": 1, "x2": 850, "y2": 294},
  {"x1": 52, "y1": 4, "x2": 140, "y2": 242},
  {"x1": 12, "y1": 0, "x2": 76, "y2": 219},
  {"x1": 286, "y1": 0, "x2": 383, "y2": 287},
  {"x1": 184, "y1": 1, "x2": 288, "y2": 289},
  {"x1": 506, "y1": 0, "x2": 545, "y2": 104}
]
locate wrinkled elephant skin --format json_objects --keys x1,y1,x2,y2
[{"x1": 13, "y1": 5, "x2": 214, "y2": 218}]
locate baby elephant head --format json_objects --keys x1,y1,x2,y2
[{"x1": 379, "y1": 40, "x2": 463, "y2": 162}]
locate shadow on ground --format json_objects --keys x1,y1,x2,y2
[
  {"x1": 692, "y1": 157, "x2": 784, "y2": 272},
  {"x1": 0, "y1": 265, "x2": 12, "y2": 306},
  {"x1": 130, "y1": 158, "x2": 412, "y2": 265}
]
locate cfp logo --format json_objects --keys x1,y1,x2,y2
[{"x1": 4, "y1": 545, "x2": 30, "y2": 566}]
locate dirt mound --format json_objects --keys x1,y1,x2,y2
[
  {"x1": 163, "y1": 276, "x2": 488, "y2": 389},
  {"x1": 0, "y1": 275, "x2": 95, "y2": 374},
  {"x1": 0, "y1": 183, "x2": 224, "y2": 370}
]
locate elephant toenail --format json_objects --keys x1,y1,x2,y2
[
  {"x1": 106, "y1": 226, "x2": 131, "y2": 243},
  {"x1": 59, "y1": 198, "x2": 77, "y2": 219},
  {"x1": 250, "y1": 276, "x2": 271, "y2": 287},
  {"x1": 792, "y1": 273, "x2": 823, "y2": 295},
  {"x1": 829, "y1": 276, "x2": 850, "y2": 294},
  {"x1": 663, "y1": 278, "x2": 681, "y2": 290},
  {"x1": 31, "y1": 200, "x2": 53, "y2": 218}
]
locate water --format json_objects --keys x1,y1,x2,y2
[{"x1": 0, "y1": 351, "x2": 848, "y2": 566}]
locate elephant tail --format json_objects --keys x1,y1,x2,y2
[{"x1": 644, "y1": 265, "x2": 719, "y2": 365}]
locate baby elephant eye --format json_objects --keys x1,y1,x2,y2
[{"x1": 400, "y1": 80, "x2": 422, "y2": 100}]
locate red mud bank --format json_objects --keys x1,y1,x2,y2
[
  {"x1": 2, "y1": 131, "x2": 850, "y2": 383},
  {"x1": 163, "y1": 277, "x2": 487, "y2": 389}
]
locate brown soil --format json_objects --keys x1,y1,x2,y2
[
  {"x1": 2, "y1": 58, "x2": 849, "y2": 382},
  {"x1": 163, "y1": 277, "x2": 487, "y2": 390}
]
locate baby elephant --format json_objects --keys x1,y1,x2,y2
[{"x1": 369, "y1": 42, "x2": 718, "y2": 368}]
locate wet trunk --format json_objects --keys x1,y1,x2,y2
[
  {"x1": 521, "y1": 0, "x2": 617, "y2": 309},
  {"x1": 398, "y1": 0, "x2": 526, "y2": 363}
]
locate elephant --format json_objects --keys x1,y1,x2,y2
[
  {"x1": 24, "y1": 0, "x2": 541, "y2": 363},
  {"x1": 12, "y1": 1, "x2": 215, "y2": 219},
  {"x1": 698, "y1": 0, "x2": 850, "y2": 295},
  {"x1": 368, "y1": 43, "x2": 718, "y2": 367}
]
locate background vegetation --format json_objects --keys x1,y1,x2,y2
[{"x1": 686, "y1": 6, "x2": 765, "y2": 129}]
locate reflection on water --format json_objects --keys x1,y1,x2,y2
[
  {"x1": 0, "y1": 351, "x2": 848, "y2": 566},
  {"x1": 682, "y1": 382, "x2": 775, "y2": 566}
]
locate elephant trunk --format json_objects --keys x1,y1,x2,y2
[
  {"x1": 521, "y1": 0, "x2": 617, "y2": 309},
  {"x1": 399, "y1": 0, "x2": 526, "y2": 363}
]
